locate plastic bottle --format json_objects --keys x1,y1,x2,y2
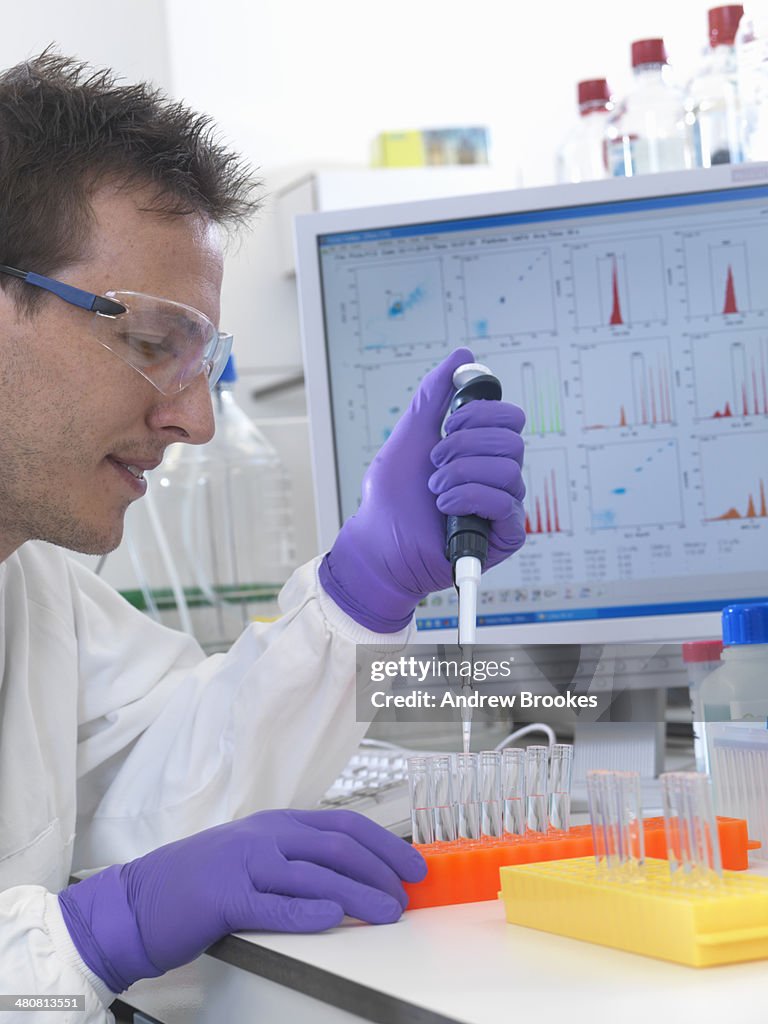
[
  {"x1": 681, "y1": 639, "x2": 724, "y2": 774},
  {"x1": 735, "y1": 0, "x2": 768, "y2": 160},
  {"x1": 700, "y1": 603, "x2": 768, "y2": 837},
  {"x1": 129, "y1": 351, "x2": 297, "y2": 652},
  {"x1": 687, "y1": 5, "x2": 745, "y2": 166},
  {"x1": 606, "y1": 38, "x2": 695, "y2": 176},
  {"x1": 701, "y1": 602, "x2": 768, "y2": 750},
  {"x1": 556, "y1": 79, "x2": 613, "y2": 183}
]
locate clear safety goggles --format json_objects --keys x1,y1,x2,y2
[
  {"x1": 0, "y1": 265, "x2": 231, "y2": 395},
  {"x1": 90, "y1": 290, "x2": 232, "y2": 395}
]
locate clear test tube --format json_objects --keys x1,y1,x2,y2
[
  {"x1": 525, "y1": 745, "x2": 549, "y2": 835},
  {"x1": 548, "y1": 744, "x2": 574, "y2": 832},
  {"x1": 502, "y1": 748, "x2": 526, "y2": 836},
  {"x1": 662, "y1": 771, "x2": 721, "y2": 885},
  {"x1": 688, "y1": 772, "x2": 722, "y2": 882},
  {"x1": 587, "y1": 770, "x2": 644, "y2": 878},
  {"x1": 428, "y1": 755, "x2": 458, "y2": 844},
  {"x1": 662, "y1": 771, "x2": 692, "y2": 880},
  {"x1": 478, "y1": 751, "x2": 503, "y2": 839},
  {"x1": 407, "y1": 756, "x2": 434, "y2": 846},
  {"x1": 587, "y1": 770, "x2": 614, "y2": 871},
  {"x1": 616, "y1": 770, "x2": 645, "y2": 876},
  {"x1": 454, "y1": 752, "x2": 481, "y2": 842}
]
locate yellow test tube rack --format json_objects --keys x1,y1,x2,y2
[{"x1": 499, "y1": 856, "x2": 768, "y2": 967}]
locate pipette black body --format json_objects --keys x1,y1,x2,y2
[{"x1": 444, "y1": 368, "x2": 503, "y2": 574}]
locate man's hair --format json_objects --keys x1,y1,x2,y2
[{"x1": 0, "y1": 50, "x2": 262, "y2": 314}]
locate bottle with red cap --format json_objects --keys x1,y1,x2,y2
[
  {"x1": 736, "y1": 0, "x2": 768, "y2": 160},
  {"x1": 687, "y1": 5, "x2": 745, "y2": 166},
  {"x1": 556, "y1": 79, "x2": 614, "y2": 183},
  {"x1": 682, "y1": 638, "x2": 724, "y2": 773},
  {"x1": 606, "y1": 38, "x2": 695, "y2": 176}
]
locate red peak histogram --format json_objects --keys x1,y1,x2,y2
[
  {"x1": 523, "y1": 452, "x2": 571, "y2": 536},
  {"x1": 571, "y1": 237, "x2": 668, "y2": 329},
  {"x1": 525, "y1": 471, "x2": 562, "y2": 534},
  {"x1": 581, "y1": 339, "x2": 675, "y2": 430},
  {"x1": 692, "y1": 332, "x2": 768, "y2": 420},
  {"x1": 723, "y1": 264, "x2": 739, "y2": 315},
  {"x1": 709, "y1": 478, "x2": 768, "y2": 521},
  {"x1": 700, "y1": 433, "x2": 768, "y2": 525},
  {"x1": 609, "y1": 257, "x2": 624, "y2": 325},
  {"x1": 684, "y1": 238, "x2": 752, "y2": 319}
]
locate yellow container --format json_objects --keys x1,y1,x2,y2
[
  {"x1": 371, "y1": 131, "x2": 426, "y2": 167},
  {"x1": 499, "y1": 857, "x2": 768, "y2": 967}
]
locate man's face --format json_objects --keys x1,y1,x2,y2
[{"x1": 0, "y1": 184, "x2": 224, "y2": 560}]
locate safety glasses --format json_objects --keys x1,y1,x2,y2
[{"x1": 0, "y1": 264, "x2": 232, "y2": 395}]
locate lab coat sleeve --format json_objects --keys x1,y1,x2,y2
[
  {"x1": 70, "y1": 555, "x2": 414, "y2": 867},
  {"x1": 0, "y1": 886, "x2": 115, "y2": 1023}
]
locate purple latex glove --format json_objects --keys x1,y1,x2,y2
[
  {"x1": 58, "y1": 809, "x2": 427, "y2": 993},
  {"x1": 320, "y1": 347, "x2": 526, "y2": 632}
]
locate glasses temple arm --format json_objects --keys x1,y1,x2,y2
[{"x1": 0, "y1": 264, "x2": 125, "y2": 316}]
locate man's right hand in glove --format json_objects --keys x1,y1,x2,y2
[{"x1": 59, "y1": 808, "x2": 427, "y2": 993}]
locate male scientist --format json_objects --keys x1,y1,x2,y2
[{"x1": 0, "y1": 53, "x2": 526, "y2": 1018}]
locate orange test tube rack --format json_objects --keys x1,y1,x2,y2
[{"x1": 404, "y1": 816, "x2": 758, "y2": 910}]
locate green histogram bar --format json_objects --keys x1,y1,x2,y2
[{"x1": 527, "y1": 377, "x2": 562, "y2": 435}]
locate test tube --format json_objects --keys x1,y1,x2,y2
[
  {"x1": 478, "y1": 751, "x2": 503, "y2": 839},
  {"x1": 428, "y1": 755, "x2": 458, "y2": 844},
  {"x1": 454, "y1": 752, "x2": 481, "y2": 841},
  {"x1": 407, "y1": 756, "x2": 434, "y2": 846},
  {"x1": 587, "y1": 770, "x2": 614, "y2": 870},
  {"x1": 587, "y1": 769, "x2": 644, "y2": 878},
  {"x1": 661, "y1": 771, "x2": 722, "y2": 885},
  {"x1": 525, "y1": 745, "x2": 549, "y2": 835},
  {"x1": 548, "y1": 744, "x2": 574, "y2": 832},
  {"x1": 617, "y1": 770, "x2": 645, "y2": 874},
  {"x1": 502, "y1": 748, "x2": 526, "y2": 836}
]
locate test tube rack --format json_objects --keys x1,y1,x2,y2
[
  {"x1": 404, "y1": 816, "x2": 757, "y2": 909},
  {"x1": 499, "y1": 856, "x2": 768, "y2": 967}
]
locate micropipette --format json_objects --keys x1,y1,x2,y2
[{"x1": 444, "y1": 362, "x2": 503, "y2": 754}]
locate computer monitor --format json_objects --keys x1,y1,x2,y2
[{"x1": 294, "y1": 164, "x2": 768, "y2": 645}]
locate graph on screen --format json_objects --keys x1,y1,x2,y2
[
  {"x1": 691, "y1": 329, "x2": 768, "y2": 419},
  {"x1": 359, "y1": 356, "x2": 443, "y2": 446},
  {"x1": 479, "y1": 348, "x2": 564, "y2": 436},
  {"x1": 681, "y1": 223, "x2": 768, "y2": 318},
  {"x1": 523, "y1": 450, "x2": 571, "y2": 535},
  {"x1": 356, "y1": 260, "x2": 448, "y2": 349},
  {"x1": 585, "y1": 439, "x2": 684, "y2": 530},
  {"x1": 569, "y1": 236, "x2": 667, "y2": 328},
  {"x1": 699, "y1": 431, "x2": 768, "y2": 523},
  {"x1": 580, "y1": 338, "x2": 675, "y2": 429},
  {"x1": 459, "y1": 248, "x2": 556, "y2": 338}
]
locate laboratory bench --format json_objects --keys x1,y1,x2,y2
[{"x1": 116, "y1": 884, "x2": 768, "y2": 1024}]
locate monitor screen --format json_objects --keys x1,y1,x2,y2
[{"x1": 294, "y1": 165, "x2": 768, "y2": 643}]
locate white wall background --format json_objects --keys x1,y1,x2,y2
[
  {"x1": 2, "y1": 0, "x2": 734, "y2": 578},
  {"x1": 0, "y1": 1, "x2": 172, "y2": 92}
]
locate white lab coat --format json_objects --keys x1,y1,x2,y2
[{"x1": 0, "y1": 540, "x2": 411, "y2": 1021}]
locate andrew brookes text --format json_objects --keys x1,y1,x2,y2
[{"x1": 370, "y1": 689, "x2": 598, "y2": 710}]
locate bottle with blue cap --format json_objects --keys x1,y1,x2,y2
[
  {"x1": 133, "y1": 347, "x2": 297, "y2": 652},
  {"x1": 700, "y1": 602, "x2": 768, "y2": 799}
]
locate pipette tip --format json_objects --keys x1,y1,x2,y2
[{"x1": 462, "y1": 717, "x2": 472, "y2": 755}]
